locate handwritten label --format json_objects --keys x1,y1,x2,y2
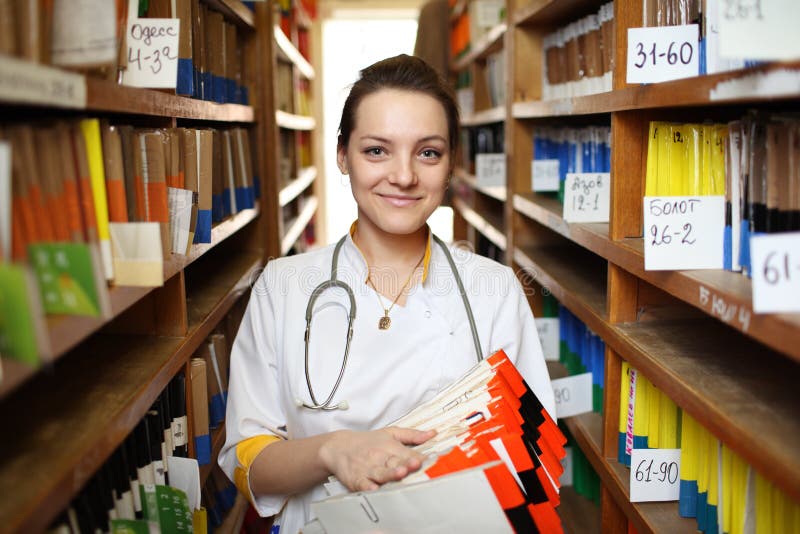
[
  {"x1": 630, "y1": 449, "x2": 681, "y2": 502},
  {"x1": 643, "y1": 196, "x2": 724, "y2": 270},
  {"x1": 718, "y1": 0, "x2": 800, "y2": 60},
  {"x1": 536, "y1": 318, "x2": 560, "y2": 362},
  {"x1": 627, "y1": 25, "x2": 699, "y2": 84},
  {"x1": 563, "y1": 173, "x2": 610, "y2": 223},
  {"x1": 750, "y1": 232, "x2": 800, "y2": 313},
  {"x1": 551, "y1": 372, "x2": 593, "y2": 419},
  {"x1": 0, "y1": 55, "x2": 86, "y2": 109},
  {"x1": 475, "y1": 153, "x2": 506, "y2": 188},
  {"x1": 698, "y1": 286, "x2": 752, "y2": 332},
  {"x1": 532, "y1": 159, "x2": 560, "y2": 192},
  {"x1": 121, "y1": 19, "x2": 180, "y2": 88}
]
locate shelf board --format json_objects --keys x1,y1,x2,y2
[
  {"x1": 0, "y1": 208, "x2": 260, "y2": 400},
  {"x1": 203, "y1": 0, "x2": 255, "y2": 29},
  {"x1": 276, "y1": 110, "x2": 316, "y2": 131},
  {"x1": 513, "y1": 191, "x2": 800, "y2": 361},
  {"x1": 452, "y1": 196, "x2": 507, "y2": 250},
  {"x1": 279, "y1": 166, "x2": 317, "y2": 207},
  {"x1": 559, "y1": 486, "x2": 601, "y2": 534},
  {"x1": 513, "y1": 245, "x2": 607, "y2": 333},
  {"x1": 454, "y1": 168, "x2": 507, "y2": 202},
  {"x1": 200, "y1": 425, "x2": 227, "y2": 486},
  {"x1": 0, "y1": 251, "x2": 263, "y2": 533},
  {"x1": 563, "y1": 411, "x2": 696, "y2": 534},
  {"x1": 274, "y1": 25, "x2": 315, "y2": 79},
  {"x1": 609, "y1": 319, "x2": 800, "y2": 503},
  {"x1": 511, "y1": 62, "x2": 800, "y2": 117},
  {"x1": 513, "y1": 193, "x2": 613, "y2": 258},
  {"x1": 281, "y1": 196, "x2": 319, "y2": 255},
  {"x1": 451, "y1": 23, "x2": 507, "y2": 71},
  {"x1": 461, "y1": 105, "x2": 506, "y2": 126},
  {"x1": 514, "y1": 0, "x2": 608, "y2": 27},
  {"x1": 0, "y1": 56, "x2": 254, "y2": 122}
]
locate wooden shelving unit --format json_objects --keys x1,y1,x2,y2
[
  {"x1": 0, "y1": 0, "x2": 313, "y2": 529},
  {"x1": 452, "y1": 0, "x2": 800, "y2": 531}
]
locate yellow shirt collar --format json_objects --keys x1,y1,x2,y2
[{"x1": 349, "y1": 220, "x2": 432, "y2": 283}]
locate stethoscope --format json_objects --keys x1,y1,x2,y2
[{"x1": 297, "y1": 233, "x2": 483, "y2": 411}]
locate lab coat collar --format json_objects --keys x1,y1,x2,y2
[{"x1": 346, "y1": 221, "x2": 434, "y2": 284}]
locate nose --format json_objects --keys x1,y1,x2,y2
[{"x1": 387, "y1": 154, "x2": 418, "y2": 188}]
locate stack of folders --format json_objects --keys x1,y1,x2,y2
[
  {"x1": 190, "y1": 331, "x2": 232, "y2": 468},
  {"x1": 541, "y1": 2, "x2": 614, "y2": 100},
  {"x1": 0, "y1": 122, "x2": 258, "y2": 362},
  {"x1": 532, "y1": 126, "x2": 611, "y2": 202},
  {"x1": 644, "y1": 115, "x2": 800, "y2": 276},
  {"x1": 305, "y1": 350, "x2": 567, "y2": 534},
  {"x1": 618, "y1": 365, "x2": 800, "y2": 533},
  {"x1": 461, "y1": 123, "x2": 505, "y2": 175},
  {"x1": 48, "y1": 373, "x2": 194, "y2": 534},
  {"x1": 448, "y1": 0, "x2": 505, "y2": 60},
  {"x1": 485, "y1": 49, "x2": 506, "y2": 108},
  {"x1": 202, "y1": 466, "x2": 239, "y2": 529},
  {"x1": 0, "y1": 0, "x2": 253, "y2": 103},
  {"x1": 640, "y1": 0, "x2": 758, "y2": 74}
]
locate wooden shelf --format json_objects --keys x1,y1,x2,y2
[
  {"x1": 0, "y1": 251, "x2": 263, "y2": 533},
  {"x1": 200, "y1": 425, "x2": 227, "y2": 486},
  {"x1": 0, "y1": 208, "x2": 261, "y2": 400},
  {"x1": 511, "y1": 62, "x2": 800, "y2": 118},
  {"x1": 452, "y1": 196, "x2": 506, "y2": 250},
  {"x1": 514, "y1": 0, "x2": 608, "y2": 27},
  {"x1": 513, "y1": 245, "x2": 607, "y2": 332},
  {"x1": 559, "y1": 486, "x2": 601, "y2": 534},
  {"x1": 609, "y1": 319, "x2": 800, "y2": 503},
  {"x1": 276, "y1": 110, "x2": 316, "y2": 131},
  {"x1": 217, "y1": 494, "x2": 249, "y2": 534},
  {"x1": 204, "y1": 0, "x2": 255, "y2": 29},
  {"x1": 461, "y1": 105, "x2": 506, "y2": 126},
  {"x1": 514, "y1": 191, "x2": 800, "y2": 362},
  {"x1": 281, "y1": 196, "x2": 319, "y2": 255},
  {"x1": 451, "y1": 23, "x2": 507, "y2": 72},
  {"x1": 279, "y1": 166, "x2": 317, "y2": 207},
  {"x1": 454, "y1": 168, "x2": 507, "y2": 202},
  {"x1": 274, "y1": 25, "x2": 315, "y2": 79},
  {"x1": 0, "y1": 57, "x2": 254, "y2": 122}
]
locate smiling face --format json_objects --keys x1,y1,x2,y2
[{"x1": 337, "y1": 88, "x2": 451, "y2": 237}]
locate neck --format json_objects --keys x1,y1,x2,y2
[{"x1": 353, "y1": 216, "x2": 428, "y2": 271}]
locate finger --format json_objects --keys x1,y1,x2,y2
[
  {"x1": 385, "y1": 455, "x2": 402, "y2": 469},
  {"x1": 388, "y1": 427, "x2": 437, "y2": 445},
  {"x1": 354, "y1": 476, "x2": 379, "y2": 492},
  {"x1": 370, "y1": 465, "x2": 408, "y2": 486}
]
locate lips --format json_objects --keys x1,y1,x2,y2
[{"x1": 377, "y1": 193, "x2": 422, "y2": 207}]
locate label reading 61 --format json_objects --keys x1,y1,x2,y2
[{"x1": 750, "y1": 232, "x2": 800, "y2": 313}]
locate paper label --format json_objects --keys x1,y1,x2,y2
[
  {"x1": 122, "y1": 19, "x2": 181, "y2": 88},
  {"x1": 0, "y1": 55, "x2": 87, "y2": 108},
  {"x1": 630, "y1": 449, "x2": 681, "y2": 502},
  {"x1": 627, "y1": 25, "x2": 700, "y2": 83},
  {"x1": 551, "y1": 372, "x2": 593, "y2": 418},
  {"x1": 51, "y1": 0, "x2": 117, "y2": 67},
  {"x1": 29, "y1": 243, "x2": 101, "y2": 316},
  {"x1": 718, "y1": 0, "x2": 800, "y2": 60},
  {"x1": 532, "y1": 159, "x2": 560, "y2": 192},
  {"x1": 560, "y1": 446, "x2": 574, "y2": 487},
  {"x1": 643, "y1": 196, "x2": 725, "y2": 270},
  {"x1": 172, "y1": 415, "x2": 188, "y2": 447},
  {"x1": 750, "y1": 232, "x2": 800, "y2": 313},
  {"x1": 535, "y1": 318, "x2": 560, "y2": 362},
  {"x1": 168, "y1": 188, "x2": 193, "y2": 254},
  {"x1": 475, "y1": 153, "x2": 506, "y2": 187},
  {"x1": 563, "y1": 173, "x2": 610, "y2": 223}
]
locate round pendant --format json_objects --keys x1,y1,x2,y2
[{"x1": 378, "y1": 316, "x2": 391, "y2": 330}]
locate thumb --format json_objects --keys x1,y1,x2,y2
[{"x1": 389, "y1": 426, "x2": 437, "y2": 445}]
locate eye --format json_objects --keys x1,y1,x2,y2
[
  {"x1": 420, "y1": 149, "x2": 442, "y2": 160},
  {"x1": 363, "y1": 146, "x2": 385, "y2": 157}
]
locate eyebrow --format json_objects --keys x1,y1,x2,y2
[{"x1": 359, "y1": 135, "x2": 448, "y2": 144}]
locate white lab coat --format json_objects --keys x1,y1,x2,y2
[{"x1": 219, "y1": 233, "x2": 555, "y2": 534}]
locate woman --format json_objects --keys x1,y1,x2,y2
[{"x1": 220, "y1": 54, "x2": 555, "y2": 533}]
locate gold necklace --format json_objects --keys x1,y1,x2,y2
[{"x1": 366, "y1": 250, "x2": 426, "y2": 330}]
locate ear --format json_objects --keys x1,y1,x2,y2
[{"x1": 337, "y1": 144, "x2": 348, "y2": 174}]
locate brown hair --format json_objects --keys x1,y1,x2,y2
[{"x1": 337, "y1": 54, "x2": 460, "y2": 155}]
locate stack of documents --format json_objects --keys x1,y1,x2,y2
[{"x1": 306, "y1": 350, "x2": 567, "y2": 534}]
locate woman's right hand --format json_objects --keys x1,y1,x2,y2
[{"x1": 319, "y1": 427, "x2": 436, "y2": 492}]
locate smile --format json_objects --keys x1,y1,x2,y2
[{"x1": 377, "y1": 193, "x2": 422, "y2": 207}]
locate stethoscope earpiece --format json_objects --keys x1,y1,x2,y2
[{"x1": 299, "y1": 234, "x2": 481, "y2": 411}]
